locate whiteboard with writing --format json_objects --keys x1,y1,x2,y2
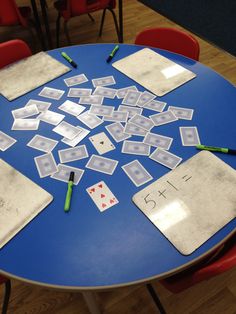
[{"x1": 133, "y1": 151, "x2": 236, "y2": 255}]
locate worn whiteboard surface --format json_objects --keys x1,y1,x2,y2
[
  {"x1": 0, "y1": 51, "x2": 70, "y2": 101},
  {"x1": 112, "y1": 48, "x2": 196, "y2": 96},
  {"x1": 133, "y1": 151, "x2": 236, "y2": 255},
  {"x1": 0, "y1": 159, "x2": 53, "y2": 248}
]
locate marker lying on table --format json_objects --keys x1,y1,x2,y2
[
  {"x1": 106, "y1": 45, "x2": 119, "y2": 63},
  {"x1": 61, "y1": 52, "x2": 77, "y2": 68},
  {"x1": 196, "y1": 144, "x2": 236, "y2": 155},
  {"x1": 64, "y1": 171, "x2": 75, "y2": 212}
]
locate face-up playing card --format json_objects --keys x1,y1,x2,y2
[
  {"x1": 68, "y1": 88, "x2": 92, "y2": 98},
  {"x1": 64, "y1": 74, "x2": 88, "y2": 87},
  {"x1": 92, "y1": 76, "x2": 116, "y2": 87},
  {"x1": 118, "y1": 105, "x2": 143, "y2": 118},
  {"x1": 86, "y1": 181, "x2": 119, "y2": 212},
  {"x1": 122, "y1": 140, "x2": 150, "y2": 156},
  {"x1": 58, "y1": 100, "x2": 86, "y2": 116},
  {"x1": 58, "y1": 145, "x2": 88, "y2": 163},
  {"x1": 61, "y1": 126, "x2": 90, "y2": 147},
  {"x1": 51, "y1": 164, "x2": 84, "y2": 185},
  {"x1": 86, "y1": 155, "x2": 118, "y2": 175},
  {"x1": 93, "y1": 86, "x2": 117, "y2": 99},
  {"x1": 116, "y1": 86, "x2": 138, "y2": 99},
  {"x1": 77, "y1": 111, "x2": 103, "y2": 129},
  {"x1": 124, "y1": 123, "x2": 148, "y2": 137},
  {"x1": 34, "y1": 153, "x2": 58, "y2": 178},
  {"x1": 143, "y1": 100, "x2": 166, "y2": 112},
  {"x1": 39, "y1": 87, "x2": 65, "y2": 100},
  {"x1": 149, "y1": 148, "x2": 182, "y2": 169},
  {"x1": 25, "y1": 99, "x2": 51, "y2": 112},
  {"x1": 143, "y1": 132, "x2": 173, "y2": 150},
  {"x1": 103, "y1": 111, "x2": 128, "y2": 123},
  {"x1": 136, "y1": 91, "x2": 156, "y2": 107},
  {"x1": 168, "y1": 106, "x2": 194, "y2": 120},
  {"x1": 53, "y1": 121, "x2": 81, "y2": 140},
  {"x1": 89, "y1": 105, "x2": 114, "y2": 117},
  {"x1": 12, "y1": 104, "x2": 39, "y2": 119},
  {"x1": 0, "y1": 131, "x2": 16, "y2": 151},
  {"x1": 27, "y1": 135, "x2": 58, "y2": 153},
  {"x1": 150, "y1": 110, "x2": 178, "y2": 126},
  {"x1": 122, "y1": 90, "x2": 142, "y2": 106},
  {"x1": 179, "y1": 126, "x2": 200, "y2": 146},
  {"x1": 129, "y1": 114, "x2": 154, "y2": 131},
  {"x1": 38, "y1": 110, "x2": 65, "y2": 125},
  {"x1": 12, "y1": 118, "x2": 40, "y2": 130},
  {"x1": 89, "y1": 132, "x2": 115, "y2": 155},
  {"x1": 122, "y1": 160, "x2": 153, "y2": 187},
  {"x1": 105, "y1": 122, "x2": 131, "y2": 142}
]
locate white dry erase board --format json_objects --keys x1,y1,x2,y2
[
  {"x1": 112, "y1": 48, "x2": 196, "y2": 96},
  {"x1": 133, "y1": 151, "x2": 236, "y2": 255},
  {"x1": 0, "y1": 159, "x2": 53, "y2": 248},
  {"x1": 0, "y1": 51, "x2": 70, "y2": 101}
]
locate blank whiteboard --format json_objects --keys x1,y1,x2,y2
[{"x1": 133, "y1": 151, "x2": 236, "y2": 255}]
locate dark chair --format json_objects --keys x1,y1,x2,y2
[
  {"x1": 0, "y1": 39, "x2": 32, "y2": 69},
  {"x1": 147, "y1": 234, "x2": 236, "y2": 313},
  {"x1": 54, "y1": 0, "x2": 120, "y2": 47},
  {"x1": 135, "y1": 27, "x2": 200, "y2": 61},
  {"x1": 0, "y1": 276, "x2": 11, "y2": 314}
]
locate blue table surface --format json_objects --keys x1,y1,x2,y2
[{"x1": 0, "y1": 44, "x2": 235, "y2": 290}]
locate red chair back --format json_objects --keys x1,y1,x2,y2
[
  {"x1": 0, "y1": 0, "x2": 28, "y2": 27},
  {"x1": 0, "y1": 39, "x2": 32, "y2": 69},
  {"x1": 135, "y1": 27, "x2": 200, "y2": 61}
]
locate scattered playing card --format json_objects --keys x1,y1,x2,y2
[
  {"x1": 77, "y1": 111, "x2": 103, "y2": 129},
  {"x1": 89, "y1": 132, "x2": 115, "y2": 155},
  {"x1": 129, "y1": 114, "x2": 154, "y2": 131},
  {"x1": 0, "y1": 131, "x2": 16, "y2": 151},
  {"x1": 12, "y1": 118, "x2": 40, "y2": 130},
  {"x1": 116, "y1": 86, "x2": 138, "y2": 99},
  {"x1": 58, "y1": 145, "x2": 88, "y2": 163},
  {"x1": 79, "y1": 95, "x2": 104, "y2": 105},
  {"x1": 12, "y1": 104, "x2": 39, "y2": 119},
  {"x1": 68, "y1": 88, "x2": 92, "y2": 98},
  {"x1": 38, "y1": 110, "x2": 65, "y2": 125},
  {"x1": 39, "y1": 87, "x2": 65, "y2": 100},
  {"x1": 58, "y1": 100, "x2": 86, "y2": 116},
  {"x1": 143, "y1": 132, "x2": 173, "y2": 150},
  {"x1": 149, "y1": 148, "x2": 182, "y2": 169},
  {"x1": 25, "y1": 99, "x2": 51, "y2": 112},
  {"x1": 53, "y1": 121, "x2": 81, "y2": 140},
  {"x1": 103, "y1": 111, "x2": 128, "y2": 123},
  {"x1": 124, "y1": 123, "x2": 148, "y2": 137},
  {"x1": 34, "y1": 153, "x2": 58, "y2": 178},
  {"x1": 143, "y1": 100, "x2": 166, "y2": 112},
  {"x1": 27, "y1": 135, "x2": 58, "y2": 153},
  {"x1": 105, "y1": 122, "x2": 131, "y2": 142},
  {"x1": 92, "y1": 76, "x2": 116, "y2": 87},
  {"x1": 89, "y1": 105, "x2": 114, "y2": 117},
  {"x1": 93, "y1": 86, "x2": 117, "y2": 98},
  {"x1": 86, "y1": 155, "x2": 118, "y2": 175},
  {"x1": 61, "y1": 126, "x2": 90, "y2": 147},
  {"x1": 86, "y1": 181, "x2": 119, "y2": 212},
  {"x1": 136, "y1": 91, "x2": 156, "y2": 107},
  {"x1": 122, "y1": 140, "x2": 150, "y2": 156},
  {"x1": 168, "y1": 106, "x2": 194, "y2": 120},
  {"x1": 118, "y1": 105, "x2": 143, "y2": 118},
  {"x1": 64, "y1": 74, "x2": 88, "y2": 87},
  {"x1": 51, "y1": 164, "x2": 84, "y2": 184},
  {"x1": 150, "y1": 110, "x2": 178, "y2": 126},
  {"x1": 122, "y1": 160, "x2": 153, "y2": 187},
  {"x1": 122, "y1": 90, "x2": 142, "y2": 106},
  {"x1": 179, "y1": 126, "x2": 200, "y2": 146}
]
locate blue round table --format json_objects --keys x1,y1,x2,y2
[{"x1": 0, "y1": 44, "x2": 235, "y2": 294}]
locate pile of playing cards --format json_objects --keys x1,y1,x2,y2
[{"x1": 2, "y1": 70, "x2": 201, "y2": 212}]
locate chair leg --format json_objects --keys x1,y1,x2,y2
[
  {"x1": 2, "y1": 280, "x2": 11, "y2": 314},
  {"x1": 146, "y1": 284, "x2": 167, "y2": 314},
  {"x1": 99, "y1": 8, "x2": 107, "y2": 37},
  {"x1": 88, "y1": 13, "x2": 95, "y2": 22},
  {"x1": 56, "y1": 14, "x2": 61, "y2": 48},
  {"x1": 64, "y1": 21, "x2": 71, "y2": 46},
  {"x1": 107, "y1": 8, "x2": 121, "y2": 43}
]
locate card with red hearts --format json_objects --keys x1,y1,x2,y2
[{"x1": 86, "y1": 181, "x2": 119, "y2": 212}]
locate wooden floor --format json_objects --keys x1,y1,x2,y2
[{"x1": 1, "y1": 1, "x2": 236, "y2": 313}]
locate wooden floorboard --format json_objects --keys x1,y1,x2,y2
[{"x1": 0, "y1": 1, "x2": 236, "y2": 313}]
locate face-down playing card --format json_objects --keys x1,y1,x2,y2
[{"x1": 86, "y1": 181, "x2": 119, "y2": 212}]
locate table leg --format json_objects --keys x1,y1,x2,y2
[
  {"x1": 40, "y1": 0, "x2": 53, "y2": 49},
  {"x1": 118, "y1": 0, "x2": 123, "y2": 43},
  {"x1": 30, "y1": 0, "x2": 46, "y2": 50},
  {"x1": 82, "y1": 291, "x2": 102, "y2": 314}
]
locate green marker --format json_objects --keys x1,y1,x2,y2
[
  {"x1": 106, "y1": 45, "x2": 119, "y2": 63},
  {"x1": 61, "y1": 51, "x2": 77, "y2": 68},
  {"x1": 64, "y1": 172, "x2": 75, "y2": 212},
  {"x1": 196, "y1": 144, "x2": 236, "y2": 155}
]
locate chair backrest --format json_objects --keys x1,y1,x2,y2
[
  {"x1": 134, "y1": 27, "x2": 200, "y2": 61},
  {"x1": 0, "y1": 39, "x2": 32, "y2": 69},
  {"x1": 0, "y1": 0, "x2": 27, "y2": 27},
  {"x1": 67, "y1": 0, "x2": 116, "y2": 17}
]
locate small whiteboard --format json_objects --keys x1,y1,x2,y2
[
  {"x1": 112, "y1": 48, "x2": 196, "y2": 96},
  {"x1": 133, "y1": 151, "x2": 236, "y2": 255},
  {"x1": 0, "y1": 159, "x2": 53, "y2": 248}
]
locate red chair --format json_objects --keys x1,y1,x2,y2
[
  {"x1": 135, "y1": 27, "x2": 200, "y2": 61},
  {"x1": 0, "y1": 39, "x2": 32, "y2": 69},
  {"x1": 54, "y1": 0, "x2": 120, "y2": 47},
  {"x1": 147, "y1": 233, "x2": 236, "y2": 314},
  {"x1": 0, "y1": 275, "x2": 11, "y2": 314}
]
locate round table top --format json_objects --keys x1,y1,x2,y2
[{"x1": 0, "y1": 43, "x2": 235, "y2": 290}]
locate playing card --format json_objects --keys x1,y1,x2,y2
[
  {"x1": 64, "y1": 74, "x2": 88, "y2": 87},
  {"x1": 86, "y1": 155, "x2": 118, "y2": 175},
  {"x1": 103, "y1": 111, "x2": 128, "y2": 123},
  {"x1": 79, "y1": 95, "x2": 104, "y2": 105},
  {"x1": 51, "y1": 164, "x2": 84, "y2": 185},
  {"x1": 92, "y1": 76, "x2": 116, "y2": 87},
  {"x1": 89, "y1": 105, "x2": 114, "y2": 117},
  {"x1": 0, "y1": 131, "x2": 16, "y2": 151},
  {"x1": 150, "y1": 110, "x2": 178, "y2": 126},
  {"x1": 12, "y1": 104, "x2": 39, "y2": 119},
  {"x1": 39, "y1": 87, "x2": 65, "y2": 100},
  {"x1": 116, "y1": 86, "x2": 138, "y2": 99},
  {"x1": 86, "y1": 181, "x2": 119, "y2": 212},
  {"x1": 77, "y1": 111, "x2": 103, "y2": 129},
  {"x1": 149, "y1": 148, "x2": 182, "y2": 169},
  {"x1": 68, "y1": 88, "x2": 92, "y2": 98},
  {"x1": 122, "y1": 140, "x2": 150, "y2": 156},
  {"x1": 143, "y1": 100, "x2": 167, "y2": 112},
  {"x1": 53, "y1": 121, "x2": 81, "y2": 140},
  {"x1": 12, "y1": 118, "x2": 40, "y2": 130},
  {"x1": 122, "y1": 90, "x2": 142, "y2": 106},
  {"x1": 124, "y1": 123, "x2": 148, "y2": 137},
  {"x1": 25, "y1": 99, "x2": 51, "y2": 112},
  {"x1": 136, "y1": 91, "x2": 156, "y2": 107},
  {"x1": 118, "y1": 105, "x2": 143, "y2": 118},
  {"x1": 93, "y1": 86, "x2": 117, "y2": 98},
  {"x1": 168, "y1": 106, "x2": 194, "y2": 120},
  {"x1": 105, "y1": 122, "x2": 131, "y2": 142},
  {"x1": 58, "y1": 145, "x2": 88, "y2": 163},
  {"x1": 27, "y1": 135, "x2": 58, "y2": 153},
  {"x1": 122, "y1": 160, "x2": 153, "y2": 187},
  {"x1": 38, "y1": 110, "x2": 65, "y2": 125},
  {"x1": 89, "y1": 132, "x2": 115, "y2": 155},
  {"x1": 61, "y1": 126, "x2": 90, "y2": 147},
  {"x1": 179, "y1": 126, "x2": 200, "y2": 146},
  {"x1": 143, "y1": 132, "x2": 173, "y2": 150},
  {"x1": 58, "y1": 100, "x2": 86, "y2": 116},
  {"x1": 129, "y1": 114, "x2": 154, "y2": 131},
  {"x1": 34, "y1": 153, "x2": 58, "y2": 178}
]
